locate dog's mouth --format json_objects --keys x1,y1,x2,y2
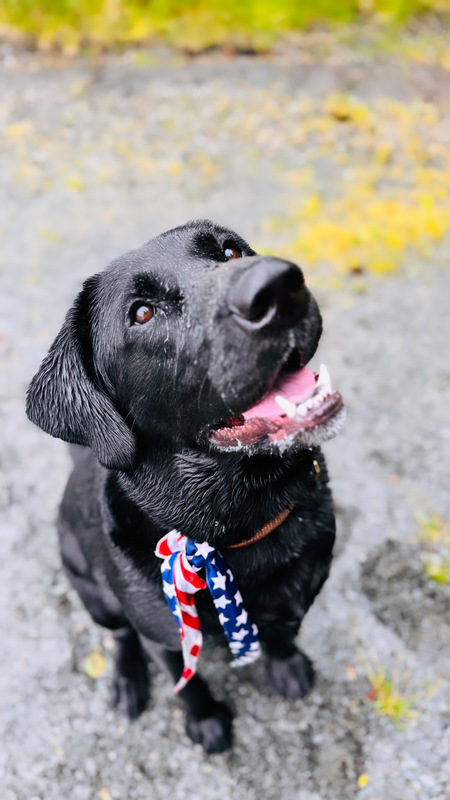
[{"x1": 209, "y1": 359, "x2": 345, "y2": 454}]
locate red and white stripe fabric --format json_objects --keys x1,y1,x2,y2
[{"x1": 155, "y1": 530, "x2": 207, "y2": 692}]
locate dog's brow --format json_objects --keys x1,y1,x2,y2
[
  {"x1": 131, "y1": 273, "x2": 182, "y2": 304},
  {"x1": 188, "y1": 231, "x2": 224, "y2": 262}
]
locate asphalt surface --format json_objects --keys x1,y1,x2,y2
[{"x1": 1, "y1": 39, "x2": 449, "y2": 800}]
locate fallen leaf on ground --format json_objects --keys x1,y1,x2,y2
[{"x1": 83, "y1": 651, "x2": 106, "y2": 679}]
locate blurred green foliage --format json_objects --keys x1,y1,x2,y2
[{"x1": 1, "y1": 0, "x2": 450, "y2": 52}]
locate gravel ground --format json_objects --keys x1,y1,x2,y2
[{"x1": 1, "y1": 40, "x2": 449, "y2": 800}]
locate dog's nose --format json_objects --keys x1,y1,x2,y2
[{"x1": 228, "y1": 257, "x2": 309, "y2": 331}]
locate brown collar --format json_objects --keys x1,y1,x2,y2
[{"x1": 227, "y1": 502, "x2": 295, "y2": 549}]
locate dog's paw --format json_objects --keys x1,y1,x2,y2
[
  {"x1": 110, "y1": 661, "x2": 150, "y2": 720},
  {"x1": 186, "y1": 702, "x2": 233, "y2": 754},
  {"x1": 267, "y1": 649, "x2": 315, "y2": 699}
]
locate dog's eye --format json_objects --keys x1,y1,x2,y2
[
  {"x1": 224, "y1": 244, "x2": 241, "y2": 260},
  {"x1": 133, "y1": 304, "x2": 153, "y2": 325}
]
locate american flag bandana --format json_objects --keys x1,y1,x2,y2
[{"x1": 155, "y1": 530, "x2": 262, "y2": 693}]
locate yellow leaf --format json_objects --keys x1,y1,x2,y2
[
  {"x1": 167, "y1": 162, "x2": 183, "y2": 176},
  {"x1": 5, "y1": 122, "x2": 32, "y2": 139},
  {"x1": 357, "y1": 773, "x2": 369, "y2": 788},
  {"x1": 39, "y1": 228, "x2": 61, "y2": 244},
  {"x1": 65, "y1": 173, "x2": 84, "y2": 192},
  {"x1": 83, "y1": 651, "x2": 106, "y2": 679},
  {"x1": 423, "y1": 557, "x2": 450, "y2": 584}
]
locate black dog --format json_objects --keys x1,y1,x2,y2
[{"x1": 26, "y1": 220, "x2": 345, "y2": 753}]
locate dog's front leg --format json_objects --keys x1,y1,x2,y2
[{"x1": 139, "y1": 637, "x2": 233, "y2": 753}]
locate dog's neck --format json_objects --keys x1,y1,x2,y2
[{"x1": 117, "y1": 446, "x2": 324, "y2": 548}]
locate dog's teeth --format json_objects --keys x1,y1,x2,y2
[
  {"x1": 297, "y1": 404, "x2": 308, "y2": 417},
  {"x1": 317, "y1": 363, "x2": 331, "y2": 390},
  {"x1": 275, "y1": 395, "x2": 297, "y2": 418}
]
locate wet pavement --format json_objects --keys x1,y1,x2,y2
[{"x1": 1, "y1": 41, "x2": 449, "y2": 800}]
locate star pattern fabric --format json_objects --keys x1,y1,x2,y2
[{"x1": 155, "y1": 530, "x2": 261, "y2": 693}]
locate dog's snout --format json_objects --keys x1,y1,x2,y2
[{"x1": 227, "y1": 257, "x2": 308, "y2": 331}]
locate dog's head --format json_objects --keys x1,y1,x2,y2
[{"x1": 26, "y1": 220, "x2": 345, "y2": 470}]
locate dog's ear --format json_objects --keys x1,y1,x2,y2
[{"x1": 26, "y1": 275, "x2": 136, "y2": 471}]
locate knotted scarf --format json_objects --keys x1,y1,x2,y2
[{"x1": 155, "y1": 530, "x2": 261, "y2": 692}]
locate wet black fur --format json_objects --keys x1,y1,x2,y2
[{"x1": 27, "y1": 220, "x2": 337, "y2": 753}]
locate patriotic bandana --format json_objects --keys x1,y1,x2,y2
[{"x1": 155, "y1": 530, "x2": 261, "y2": 692}]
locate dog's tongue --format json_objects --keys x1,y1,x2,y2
[{"x1": 243, "y1": 367, "x2": 316, "y2": 420}]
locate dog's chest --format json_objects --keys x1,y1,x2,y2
[{"x1": 194, "y1": 550, "x2": 305, "y2": 639}]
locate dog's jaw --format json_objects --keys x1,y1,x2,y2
[{"x1": 207, "y1": 363, "x2": 345, "y2": 455}]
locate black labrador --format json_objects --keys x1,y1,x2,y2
[{"x1": 26, "y1": 219, "x2": 345, "y2": 753}]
